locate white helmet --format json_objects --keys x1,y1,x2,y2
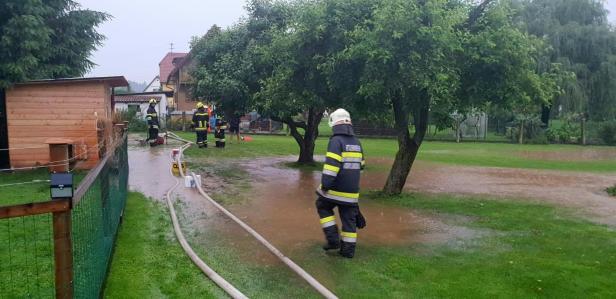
[{"x1": 328, "y1": 108, "x2": 352, "y2": 127}]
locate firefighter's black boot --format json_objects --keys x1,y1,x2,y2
[
  {"x1": 339, "y1": 241, "x2": 355, "y2": 258},
  {"x1": 322, "y1": 225, "x2": 340, "y2": 251}
]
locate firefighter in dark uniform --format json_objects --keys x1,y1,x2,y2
[
  {"x1": 316, "y1": 108, "x2": 366, "y2": 258},
  {"x1": 192, "y1": 102, "x2": 209, "y2": 148},
  {"x1": 146, "y1": 98, "x2": 159, "y2": 146},
  {"x1": 215, "y1": 114, "x2": 227, "y2": 148}
]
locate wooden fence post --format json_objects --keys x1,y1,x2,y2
[{"x1": 53, "y1": 199, "x2": 73, "y2": 299}]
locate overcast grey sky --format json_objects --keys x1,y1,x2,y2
[
  {"x1": 80, "y1": 0, "x2": 616, "y2": 83},
  {"x1": 78, "y1": 0, "x2": 246, "y2": 83}
]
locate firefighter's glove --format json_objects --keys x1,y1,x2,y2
[{"x1": 356, "y1": 209, "x2": 366, "y2": 229}]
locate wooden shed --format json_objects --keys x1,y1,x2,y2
[{"x1": 2, "y1": 76, "x2": 128, "y2": 171}]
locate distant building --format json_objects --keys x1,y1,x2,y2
[
  {"x1": 143, "y1": 76, "x2": 161, "y2": 92},
  {"x1": 1, "y1": 76, "x2": 129, "y2": 170},
  {"x1": 166, "y1": 53, "x2": 198, "y2": 121},
  {"x1": 158, "y1": 52, "x2": 187, "y2": 110},
  {"x1": 114, "y1": 91, "x2": 172, "y2": 129}
]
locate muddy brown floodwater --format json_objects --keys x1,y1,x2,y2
[
  {"x1": 226, "y1": 157, "x2": 482, "y2": 254},
  {"x1": 128, "y1": 145, "x2": 478, "y2": 258},
  {"x1": 128, "y1": 144, "x2": 616, "y2": 268}
]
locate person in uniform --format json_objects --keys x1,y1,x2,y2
[{"x1": 315, "y1": 108, "x2": 366, "y2": 258}]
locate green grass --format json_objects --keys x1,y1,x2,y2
[
  {"x1": 0, "y1": 169, "x2": 86, "y2": 206},
  {"x1": 295, "y1": 192, "x2": 616, "y2": 298},
  {"x1": 0, "y1": 169, "x2": 56, "y2": 205},
  {"x1": 174, "y1": 132, "x2": 616, "y2": 173},
  {"x1": 105, "y1": 191, "x2": 318, "y2": 298},
  {"x1": 179, "y1": 216, "x2": 320, "y2": 298},
  {"x1": 104, "y1": 192, "x2": 224, "y2": 298}
]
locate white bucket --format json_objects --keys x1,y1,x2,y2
[
  {"x1": 184, "y1": 175, "x2": 202, "y2": 188},
  {"x1": 184, "y1": 176, "x2": 194, "y2": 188}
]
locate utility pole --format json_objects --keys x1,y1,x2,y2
[{"x1": 170, "y1": 42, "x2": 174, "y2": 53}]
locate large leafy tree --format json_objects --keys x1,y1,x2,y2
[
  {"x1": 341, "y1": 0, "x2": 561, "y2": 194},
  {"x1": 191, "y1": 1, "x2": 290, "y2": 121},
  {"x1": 256, "y1": 0, "x2": 378, "y2": 163},
  {"x1": 516, "y1": 0, "x2": 616, "y2": 122},
  {"x1": 0, "y1": 0, "x2": 109, "y2": 88},
  {"x1": 191, "y1": 24, "x2": 251, "y2": 116}
]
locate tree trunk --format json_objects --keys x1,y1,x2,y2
[
  {"x1": 282, "y1": 107, "x2": 324, "y2": 164},
  {"x1": 581, "y1": 117, "x2": 586, "y2": 145},
  {"x1": 540, "y1": 104, "x2": 551, "y2": 127},
  {"x1": 456, "y1": 120, "x2": 461, "y2": 143},
  {"x1": 383, "y1": 94, "x2": 429, "y2": 195},
  {"x1": 518, "y1": 120, "x2": 524, "y2": 144}
]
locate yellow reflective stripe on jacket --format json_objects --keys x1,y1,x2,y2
[
  {"x1": 316, "y1": 188, "x2": 359, "y2": 204},
  {"x1": 341, "y1": 231, "x2": 357, "y2": 238},
  {"x1": 319, "y1": 216, "x2": 335, "y2": 224},
  {"x1": 342, "y1": 152, "x2": 363, "y2": 158},
  {"x1": 327, "y1": 190, "x2": 359, "y2": 199},
  {"x1": 323, "y1": 164, "x2": 340, "y2": 173},
  {"x1": 326, "y1": 152, "x2": 342, "y2": 162},
  {"x1": 195, "y1": 113, "x2": 208, "y2": 116}
]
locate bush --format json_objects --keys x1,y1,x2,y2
[
  {"x1": 597, "y1": 121, "x2": 616, "y2": 145},
  {"x1": 607, "y1": 185, "x2": 616, "y2": 197},
  {"x1": 509, "y1": 116, "x2": 545, "y2": 143},
  {"x1": 546, "y1": 120, "x2": 580, "y2": 144},
  {"x1": 114, "y1": 108, "x2": 147, "y2": 132},
  {"x1": 526, "y1": 129, "x2": 549, "y2": 144}
]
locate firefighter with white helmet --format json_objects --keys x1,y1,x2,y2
[
  {"x1": 316, "y1": 108, "x2": 366, "y2": 258},
  {"x1": 145, "y1": 98, "x2": 159, "y2": 146},
  {"x1": 192, "y1": 102, "x2": 209, "y2": 148}
]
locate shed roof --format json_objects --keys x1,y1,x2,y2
[
  {"x1": 17, "y1": 76, "x2": 129, "y2": 87},
  {"x1": 114, "y1": 95, "x2": 162, "y2": 104}
]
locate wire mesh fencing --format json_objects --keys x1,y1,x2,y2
[
  {"x1": 0, "y1": 213, "x2": 55, "y2": 298},
  {"x1": 0, "y1": 128, "x2": 129, "y2": 299},
  {"x1": 72, "y1": 132, "x2": 128, "y2": 298}
]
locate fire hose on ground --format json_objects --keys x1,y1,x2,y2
[
  {"x1": 166, "y1": 131, "x2": 338, "y2": 299},
  {"x1": 164, "y1": 141, "x2": 248, "y2": 299}
]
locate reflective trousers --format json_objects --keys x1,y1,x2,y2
[
  {"x1": 148, "y1": 127, "x2": 159, "y2": 142},
  {"x1": 316, "y1": 196, "x2": 359, "y2": 257},
  {"x1": 196, "y1": 130, "x2": 208, "y2": 147}
]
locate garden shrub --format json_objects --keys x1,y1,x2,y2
[
  {"x1": 607, "y1": 185, "x2": 616, "y2": 197},
  {"x1": 597, "y1": 121, "x2": 616, "y2": 145}
]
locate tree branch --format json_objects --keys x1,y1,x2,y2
[{"x1": 462, "y1": 0, "x2": 495, "y2": 30}]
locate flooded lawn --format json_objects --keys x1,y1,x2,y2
[
  {"x1": 124, "y1": 142, "x2": 616, "y2": 296},
  {"x1": 128, "y1": 146, "x2": 480, "y2": 256},
  {"x1": 227, "y1": 158, "x2": 480, "y2": 253}
]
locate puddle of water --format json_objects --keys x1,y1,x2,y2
[
  {"x1": 226, "y1": 157, "x2": 479, "y2": 254},
  {"x1": 128, "y1": 144, "x2": 284, "y2": 265},
  {"x1": 516, "y1": 148, "x2": 616, "y2": 161}
]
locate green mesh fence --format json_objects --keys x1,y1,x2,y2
[
  {"x1": 72, "y1": 134, "x2": 128, "y2": 299},
  {"x1": 0, "y1": 214, "x2": 55, "y2": 298}
]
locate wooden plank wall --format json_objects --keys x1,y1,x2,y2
[{"x1": 6, "y1": 82, "x2": 108, "y2": 170}]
